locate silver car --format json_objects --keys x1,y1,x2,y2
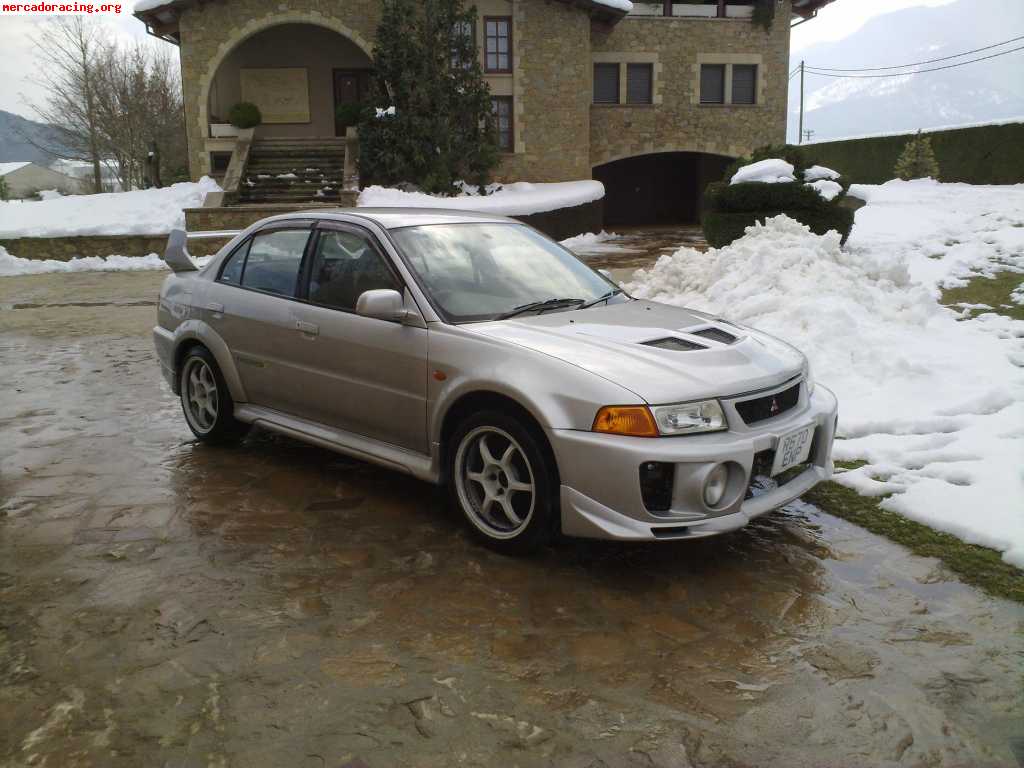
[{"x1": 154, "y1": 209, "x2": 838, "y2": 552}]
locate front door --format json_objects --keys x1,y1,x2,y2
[
  {"x1": 333, "y1": 69, "x2": 371, "y2": 137},
  {"x1": 289, "y1": 224, "x2": 429, "y2": 453}
]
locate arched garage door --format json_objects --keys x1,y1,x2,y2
[{"x1": 593, "y1": 152, "x2": 734, "y2": 227}]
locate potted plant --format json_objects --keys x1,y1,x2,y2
[
  {"x1": 211, "y1": 102, "x2": 263, "y2": 137},
  {"x1": 209, "y1": 113, "x2": 236, "y2": 138}
]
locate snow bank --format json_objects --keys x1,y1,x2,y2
[
  {"x1": 0, "y1": 246, "x2": 211, "y2": 276},
  {"x1": 0, "y1": 177, "x2": 221, "y2": 238},
  {"x1": 730, "y1": 159, "x2": 796, "y2": 185},
  {"x1": 806, "y1": 179, "x2": 844, "y2": 201},
  {"x1": 560, "y1": 231, "x2": 632, "y2": 255},
  {"x1": 625, "y1": 192, "x2": 1024, "y2": 567},
  {"x1": 357, "y1": 180, "x2": 605, "y2": 217},
  {"x1": 804, "y1": 165, "x2": 840, "y2": 182}
]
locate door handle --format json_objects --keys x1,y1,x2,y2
[
  {"x1": 207, "y1": 302, "x2": 224, "y2": 314},
  {"x1": 296, "y1": 320, "x2": 319, "y2": 337}
]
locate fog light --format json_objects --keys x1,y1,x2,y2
[{"x1": 703, "y1": 464, "x2": 729, "y2": 507}]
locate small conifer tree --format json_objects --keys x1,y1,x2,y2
[
  {"x1": 894, "y1": 130, "x2": 940, "y2": 180},
  {"x1": 360, "y1": 0, "x2": 499, "y2": 193},
  {"x1": 0, "y1": 176, "x2": 7, "y2": 201}
]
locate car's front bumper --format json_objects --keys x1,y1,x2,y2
[{"x1": 548, "y1": 383, "x2": 838, "y2": 541}]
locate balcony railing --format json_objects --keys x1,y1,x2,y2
[{"x1": 629, "y1": 1, "x2": 756, "y2": 17}]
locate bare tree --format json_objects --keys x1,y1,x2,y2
[{"x1": 25, "y1": 18, "x2": 106, "y2": 193}]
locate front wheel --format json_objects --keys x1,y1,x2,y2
[
  {"x1": 449, "y1": 410, "x2": 558, "y2": 554},
  {"x1": 179, "y1": 346, "x2": 248, "y2": 444}
]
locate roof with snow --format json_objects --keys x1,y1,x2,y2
[
  {"x1": 791, "y1": 0, "x2": 837, "y2": 20},
  {"x1": 136, "y1": 0, "x2": 632, "y2": 43},
  {"x1": 0, "y1": 162, "x2": 32, "y2": 177}
]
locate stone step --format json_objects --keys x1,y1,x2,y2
[
  {"x1": 238, "y1": 191, "x2": 345, "y2": 203},
  {"x1": 246, "y1": 166, "x2": 345, "y2": 174}
]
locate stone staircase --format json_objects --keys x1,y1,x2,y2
[{"x1": 237, "y1": 137, "x2": 349, "y2": 205}]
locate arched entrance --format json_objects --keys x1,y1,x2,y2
[
  {"x1": 205, "y1": 22, "x2": 374, "y2": 141},
  {"x1": 593, "y1": 151, "x2": 734, "y2": 226}
]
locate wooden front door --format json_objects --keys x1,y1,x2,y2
[{"x1": 333, "y1": 69, "x2": 372, "y2": 137}]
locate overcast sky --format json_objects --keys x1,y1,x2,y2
[{"x1": 0, "y1": 0, "x2": 964, "y2": 120}]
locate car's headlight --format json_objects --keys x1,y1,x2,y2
[
  {"x1": 803, "y1": 359, "x2": 815, "y2": 395},
  {"x1": 652, "y1": 400, "x2": 728, "y2": 435}
]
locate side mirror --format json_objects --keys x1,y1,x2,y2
[{"x1": 356, "y1": 289, "x2": 409, "y2": 323}]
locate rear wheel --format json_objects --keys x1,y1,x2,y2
[
  {"x1": 449, "y1": 410, "x2": 558, "y2": 553},
  {"x1": 179, "y1": 346, "x2": 248, "y2": 444}
]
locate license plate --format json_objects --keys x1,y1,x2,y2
[{"x1": 771, "y1": 425, "x2": 815, "y2": 476}]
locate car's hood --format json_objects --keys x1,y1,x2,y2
[{"x1": 468, "y1": 300, "x2": 805, "y2": 404}]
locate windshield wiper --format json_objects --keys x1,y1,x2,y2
[
  {"x1": 496, "y1": 297, "x2": 586, "y2": 320},
  {"x1": 578, "y1": 288, "x2": 624, "y2": 310}
]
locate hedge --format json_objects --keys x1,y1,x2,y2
[
  {"x1": 705, "y1": 181, "x2": 831, "y2": 213},
  {"x1": 807, "y1": 121, "x2": 1024, "y2": 185},
  {"x1": 702, "y1": 207, "x2": 855, "y2": 249}
]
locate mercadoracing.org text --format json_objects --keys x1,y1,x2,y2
[{"x1": 2, "y1": 2, "x2": 123, "y2": 12}]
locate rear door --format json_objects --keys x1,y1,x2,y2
[
  {"x1": 203, "y1": 223, "x2": 315, "y2": 416},
  {"x1": 288, "y1": 223, "x2": 430, "y2": 453}
]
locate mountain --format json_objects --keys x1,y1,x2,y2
[
  {"x1": 788, "y1": 0, "x2": 1024, "y2": 143},
  {"x1": 0, "y1": 110, "x2": 72, "y2": 164}
]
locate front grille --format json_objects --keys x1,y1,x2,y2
[
  {"x1": 735, "y1": 383, "x2": 800, "y2": 425},
  {"x1": 639, "y1": 462, "x2": 674, "y2": 512},
  {"x1": 693, "y1": 327, "x2": 737, "y2": 345}
]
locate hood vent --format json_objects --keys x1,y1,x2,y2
[
  {"x1": 642, "y1": 337, "x2": 708, "y2": 352},
  {"x1": 693, "y1": 327, "x2": 738, "y2": 345}
]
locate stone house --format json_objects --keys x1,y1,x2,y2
[{"x1": 135, "y1": 0, "x2": 833, "y2": 225}]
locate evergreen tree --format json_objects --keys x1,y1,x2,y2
[
  {"x1": 0, "y1": 177, "x2": 7, "y2": 202},
  {"x1": 360, "y1": 0, "x2": 499, "y2": 193},
  {"x1": 894, "y1": 130, "x2": 940, "y2": 180}
]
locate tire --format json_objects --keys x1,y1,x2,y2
[
  {"x1": 448, "y1": 409, "x2": 559, "y2": 554},
  {"x1": 179, "y1": 346, "x2": 248, "y2": 444}
]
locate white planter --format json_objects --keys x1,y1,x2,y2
[
  {"x1": 210, "y1": 123, "x2": 240, "y2": 138},
  {"x1": 672, "y1": 4, "x2": 719, "y2": 17}
]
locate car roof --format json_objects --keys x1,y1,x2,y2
[{"x1": 281, "y1": 207, "x2": 520, "y2": 230}]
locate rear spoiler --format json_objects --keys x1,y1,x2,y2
[{"x1": 163, "y1": 228, "x2": 243, "y2": 273}]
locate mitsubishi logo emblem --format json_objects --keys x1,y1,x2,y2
[{"x1": 769, "y1": 397, "x2": 781, "y2": 416}]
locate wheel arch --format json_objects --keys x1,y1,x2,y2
[{"x1": 170, "y1": 321, "x2": 247, "y2": 403}]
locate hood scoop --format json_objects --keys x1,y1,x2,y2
[
  {"x1": 692, "y1": 326, "x2": 738, "y2": 345},
  {"x1": 642, "y1": 337, "x2": 708, "y2": 352}
]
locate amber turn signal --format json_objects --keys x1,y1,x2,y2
[{"x1": 592, "y1": 405, "x2": 659, "y2": 437}]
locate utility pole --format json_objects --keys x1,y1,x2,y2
[{"x1": 798, "y1": 60, "x2": 805, "y2": 145}]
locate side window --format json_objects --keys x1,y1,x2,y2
[
  {"x1": 218, "y1": 240, "x2": 249, "y2": 285},
  {"x1": 308, "y1": 230, "x2": 400, "y2": 312},
  {"x1": 240, "y1": 229, "x2": 310, "y2": 298}
]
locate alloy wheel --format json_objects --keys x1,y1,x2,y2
[
  {"x1": 183, "y1": 357, "x2": 219, "y2": 434},
  {"x1": 455, "y1": 425, "x2": 536, "y2": 539}
]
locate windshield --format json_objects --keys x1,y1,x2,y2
[{"x1": 390, "y1": 223, "x2": 623, "y2": 322}]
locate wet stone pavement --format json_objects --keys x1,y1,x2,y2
[{"x1": 1, "y1": 262, "x2": 1023, "y2": 768}]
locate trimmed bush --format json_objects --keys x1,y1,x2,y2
[
  {"x1": 723, "y1": 144, "x2": 809, "y2": 183},
  {"x1": 703, "y1": 208, "x2": 855, "y2": 249},
  {"x1": 335, "y1": 103, "x2": 365, "y2": 133},
  {"x1": 705, "y1": 181, "x2": 830, "y2": 214},
  {"x1": 228, "y1": 102, "x2": 261, "y2": 129}
]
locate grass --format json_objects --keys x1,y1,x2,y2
[
  {"x1": 941, "y1": 270, "x2": 1024, "y2": 321},
  {"x1": 804, "y1": 463, "x2": 1024, "y2": 604}
]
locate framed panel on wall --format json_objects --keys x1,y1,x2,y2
[{"x1": 240, "y1": 67, "x2": 311, "y2": 124}]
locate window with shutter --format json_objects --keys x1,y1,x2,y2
[
  {"x1": 626, "y1": 63, "x2": 653, "y2": 104},
  {"x1": 732, "y1": 64, "x2": 757, "y2": 105},
  {"x1": 593, "y1": 63, "x2": 620, "y2": 104},
  {"x1": 700, "y1": 64, "x2": 725, "y2": 104}
]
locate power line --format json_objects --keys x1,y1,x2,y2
[
  {"x1": 804, "y1": 33, "x2": 1024, "y2": 73},
  {"x1": 805, "y1": 44, "x2": 1024, "y2": 79}
]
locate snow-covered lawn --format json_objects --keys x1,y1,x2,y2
[
  {"x1": 627, "y1": 179, "x2": 1024, "y2": 566},
  {"x1": 357, "y1": 180, "x2": 605, "y2": 217},
  {"x1": 0, "y1": 178, "x2": 220, "y2": 238}
]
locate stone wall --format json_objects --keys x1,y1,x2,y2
[
  {"x1": 589, "y1": 4, "x2": 791, "y2": 168},
  {"x1": 494, "y1": 0, "x2": 592, "y2": 183},
  {"x1": 0, "y1": 234, "x2": 228, "y2": 261}
]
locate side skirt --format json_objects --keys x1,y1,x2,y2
[{"x1": 234, "y1": 404, "x2": 441, "y2": 484}]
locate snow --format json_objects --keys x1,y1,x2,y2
[
  {"x1": 0, "y1": 177, "x2": 220, "y2": 238},
  {"x1": 592, "y1": 0, "x2": 633, "y2": 10},
  {"x1": 375, "y1": 106, "x2": 397, "y2": 119},
  {"x1": 804, "y1": 165, "x2": 841, "y2": 182},
  {"x1": 357, "y1": 180, "x2": 605, "y2": 217},
  {"x1": 806, "y1": 179, "x2": 844, "y2": 201},
  {"x1": 625, "y1": 181, "x2": 1024, "y2": 567},
  {"x1": 0, "y1": 162, "x2": 31, "y2": 177},
  {"x1": 0, "y1": 246, "x2": 213, "y2": 276},
  {"x1": 730, "y1": 159, "x2": 796, "y2": 185},
  {"x1": 560, "y1": 231, "x2": 633, "y2": 255}
]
